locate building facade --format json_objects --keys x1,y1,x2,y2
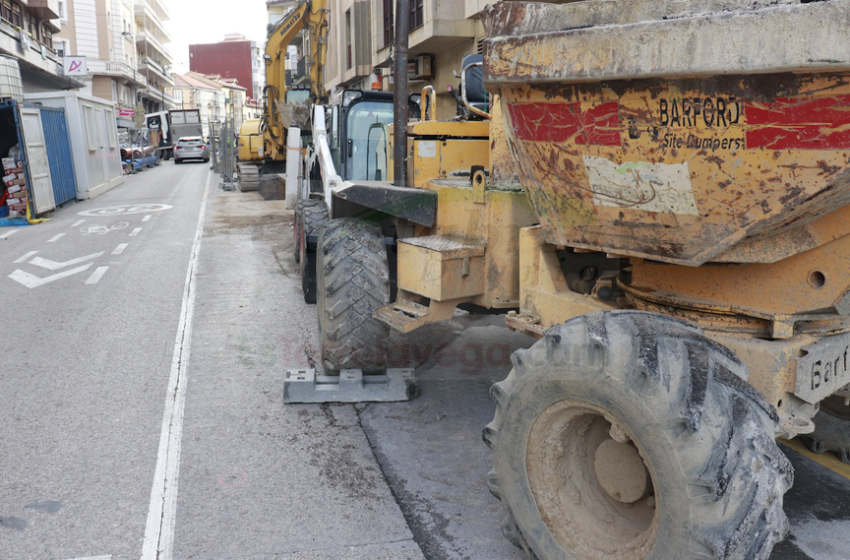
[
  {"x1": 55, "y1": 0, "x2": 175, "y2": 128},
  {"x1": 370, "y1": 0, "x2": 483, "y2": 120},
  {"x1": 188, "y1": 35, "x2": 262, "y2": 100},
  {"x1": 134, "y1": 0, "x2": 174, "y2": 114},
  {"x1": 167, "y1": 72, "x2": 226, "y2": 138},
  {"x1": 0, "y1": 0, "x2": 80, "y2": 93}
]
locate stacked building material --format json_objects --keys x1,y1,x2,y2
[{"x1": 1, "y1": 155, "x2": 27, "y2": 217}]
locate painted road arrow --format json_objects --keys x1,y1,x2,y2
[
  {"x1": 29, "y1": 252, "x2": 104, "y2": 271},
  {"x1": 9, "y1": 264, "x2": 94, "y2": 288}
]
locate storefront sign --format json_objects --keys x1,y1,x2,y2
[{"x1": 63, "y1": 56, "x2": 87, "y2": 76}]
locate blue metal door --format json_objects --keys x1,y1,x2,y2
[{"x1": 37, "y1": 106, "x2": 77, "y2": 207}]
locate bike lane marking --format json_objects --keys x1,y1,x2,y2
[
  {"x1": 78, "y1": 204, "x2": 172, "y2": 217},
  {"x1": 0, "y1": 228, "x2": 21, "y2": 239},
  {"x1": 71, "y1": 219, "x2": 85, "y2": 227},
  {"x1": 47, "y1": 233, "x2": 65, "y2": 243},
  {"x1": 14, "y1": 250, "x2": 37, "y2": 263},
  {"x1": 129, "y1": 228, "x2": 142, "y2": 237},
  {"x1": 30, "y1": 252, "x2": 104, "y2": 271},
  {"x1": 112, "y1": 244, "x2": 128, "y2": 255},
  {"x1": 142, "y1": 215, "x2": 152, "y2": 223},
  {"x1": 9, "y1": 265, "x2": 94, "y2": 288},
  {"x1": 85, "y1": 267, "x2": 109, "y2": 285}
]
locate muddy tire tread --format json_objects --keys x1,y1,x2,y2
[
  {"x1": 485, "y1": 310, "x2": 793, "y2": 560},
  {"x1": 317, "y1": 218, "x2": 390, "y2": 373}
]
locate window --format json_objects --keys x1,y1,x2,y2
[
  {"x1": 346, "y1": 101, "x2": 395, "y2": 181},
  {"x1": 1, "y1": 2, "x2": 10, "y2": 24},
  {"x1": 58, "y1": 1, "x2": 65, "y2": 19},
  {"x1": 382, "y1": 0, "x2": 393, "y2": 46},
  {"x1": 12, "y1": 4, "x2": 20, "y2": 27},
  {"x1": 345, "y1": 9, "x2": 352, "y2": 70},
  {"x1": 410, "y1": 0, "x2": 423, "y2": 31}
]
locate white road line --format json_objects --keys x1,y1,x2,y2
[
  {"x1": 129, "y1": 228, "x2": 142, "y2": 237},
  {"x1": 142, "y1": 214, "x2": 152, "y2": 222},
  {"x1": 14, "y1": 250, "x2": 37, "y2": 263},
  {"x1": 85, "y1": 266, "x2": 109, "y2": 285},
  {"x1": 141, "y1": 171, "x2": 210, "y2": 560},
  {"x1": 0, "y1": 228, "x2": 21, "y2": 239},
  {"x1": 30, "y1": 252, "x2": 104, "y2": 271},
  {"x1": 111, "y1": 243, "x2": 128, "y2": 255},
  {"x1": 71, "y1": 219, "x2": 85, "y2": 227},
  {"x1": 9, "y1": 264, "x2": 93, "y2": 288},
  {"x1": 47, "y1": 233, "x2": 65, "y2": 243},
  {"x1": 58, "y1": 555, "x2": 111, "y2": 560}
]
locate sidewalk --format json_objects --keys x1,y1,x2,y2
[{"x1": 171, "y1": 187, "x2": 426, "y2": 560}]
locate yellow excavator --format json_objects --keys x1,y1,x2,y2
[{"x1": 259, "y1": 0, "x2": 330, "y2": 171}]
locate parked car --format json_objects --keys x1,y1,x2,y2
[{"x1": 174, "y1": 136, "x2": 209, "y2": 164}]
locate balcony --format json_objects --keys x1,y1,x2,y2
[
  {"x1": 139, "y1": 56, "x2": 173, "y2": 86},
  {"x1": 134, "y1": 2, "x2": 172, "y2": 43},
  {"x1": 135, "y1": 0, "x2": 169, "y2": 23},
  {"x1": 141, "y1": 82, "x2": 176, "y2": 107},
  {"x1": 88, "y1": 59, "x2": 149, "y2": 89},
  {"x1": 136, "y1": 31, "x2": 173, "y2": 66},
  {"x1": 0, "y1": 19, "x2": 83, "y2": 89},
  {"x1": 27, "y1": 0, "x2": 60, "y2": 20}
]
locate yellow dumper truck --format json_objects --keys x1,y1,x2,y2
[{"x1": 294, "y1": 1, "x2": 850, "y2": 558}]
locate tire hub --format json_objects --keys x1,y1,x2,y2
[
  {"x1": 527, "y1": 399, "x2": 659, "y2": 560},
  {"x1": 594, "y1": 439, "x2": 650, "y2": 504}
]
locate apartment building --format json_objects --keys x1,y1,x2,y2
[
  {"x1": 134, "y1": 0, "x2": 174, "y2": 114},
  {"x1": 324, "y1": 0, "x2": 375, "y2": 91},
  {"x1": 373, "y1": 0, "x2": 486, "y2": 119},
  {"x1": 0, "y1": 0, "x2": 83, "y2": 93},
  {"x1": 200, "y1": 73, "x2": 247, "y2": 132},
  {"x1": 56, "y1": 0, "x2": 174, "y2": 128},
  {"x1": 320, "y1": 0, "x2": 488, "y2": 119},
  {"x1": 188, "y1": 34, "x2": 263, "y2": 100},
  {"x1": 56, "y1": 0, "x2": 146, "y2": 126}
]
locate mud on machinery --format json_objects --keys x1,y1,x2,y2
[{"x1": 284, "y1": 1, "x2": 850, "y2": 559}]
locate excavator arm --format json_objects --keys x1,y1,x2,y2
[{"x1": 262, "y1": 0, "x2": 329, "y2": 162}]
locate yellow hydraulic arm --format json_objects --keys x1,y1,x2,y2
[{"x1": 263, "y1": 0, "x2": 329, "y2": 163}]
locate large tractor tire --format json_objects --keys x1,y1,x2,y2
[
  {"x1": 484, "y1": 310, "x2": 793, "y2": 560},
  {"x1": 294, "y1": 198, "x2": 329, "y2": 263},
  {"x1": 317, "y1": 218, "x2": 390, "y2": 374},
  {"x1": 296, "y1": 199, "x2": 330, "y2": 302},
  {"x1": 804, "y1": 396, "x2": 850, "y2": 463}
]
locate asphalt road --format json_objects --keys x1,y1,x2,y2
[{"x1": 1, "y1": 161, "x2": 849, "y2": 560}]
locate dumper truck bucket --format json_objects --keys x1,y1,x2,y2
[{"x1": 482, "y1": 0, "x2": 850, "y2": 266}]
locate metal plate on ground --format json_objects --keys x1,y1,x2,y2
[
  {"x1": 284, "y1": 368, "x2": 419, "y2": 403},
  {"x1": 795, "y1": 331, "x2": 850, "y2": 404}
]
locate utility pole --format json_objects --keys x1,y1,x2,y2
[{"x1": 392, "y1": 0, "x2": 410, "y2": 187}]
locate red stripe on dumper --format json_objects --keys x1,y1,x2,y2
[
  {"x1": 746, "y1": 95, "x2": 850, "y2": 150},
  {"x1": 507, "y1": 102, "x2": 621, "y2": 146}
]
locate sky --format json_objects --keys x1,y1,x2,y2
[{"x1": 166, "y1": 0, "x2": 271, "y2": 75}]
